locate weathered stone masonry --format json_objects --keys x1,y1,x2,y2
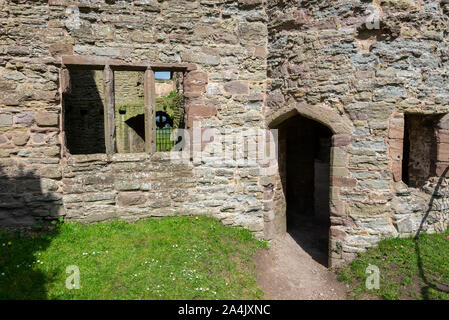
[
  {"x1": 0, "y1": 0, "x2": 449, "y2": 267},
  {"x1": 265, "y1": 0, "x2": 449, "y2": 267},
  {"x1": 0, "y1": 0, "x2": 268, "y2": 241}
]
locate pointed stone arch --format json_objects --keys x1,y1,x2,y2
[{"x1": 267, "y1": 102, "x2": 354, "y2": 135}]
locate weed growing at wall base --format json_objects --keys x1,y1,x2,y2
[{"x1": 0, "y1": 217, "x2": 267, "y2": 300}]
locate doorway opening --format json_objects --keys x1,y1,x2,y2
[{"x1": 278, "y1": 114, "x2": 333, "y2": 267}]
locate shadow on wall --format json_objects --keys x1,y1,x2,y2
[
  {"x1": 64, "y1": 69, "x2": 106, "y2": 154},
  {"x1": 125, "y1": 114, "x2": 145, "y2": 140},
  {"x1": 415, "y1": 165, "x2": 449, "y2": 298},
  {"x1": 0, "y1": 165, "x2": 62, "y2": 299},
  {"x1": 125, "y1": 114, "x2": 146, "y2": 153}
]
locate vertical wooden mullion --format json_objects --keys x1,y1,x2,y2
[
  {"x1": 104, "y1": 64, "x2": 115, "y2": 154},
  {"x1": 60, "y1": 66, "x2": 70, "y2": 157},
  {"x1": 144, "y1": 67, "x2": 156, "y2": 153}
]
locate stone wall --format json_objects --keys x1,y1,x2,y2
[
  {"x1": 0, "y1": 0, "x2": 449, "y2": 267},
  {"x1": 114, "y1": 71, "x2": 145, "y2": 108},
  {"x1": 60, "y1": 152, "x2": 264, "y2": 233},
  {"x1": 266, "y1": 0, "x2": 449, "y2": 266},
  {"x1": 0, "y1": 0, "x2": 268, "y2": 240},
  {"x1": 155, "y1": 79, "x2": 176, "y2": 97},
  {"x1": 61, "y1": 153, "x2": 195, "y2": 222}
]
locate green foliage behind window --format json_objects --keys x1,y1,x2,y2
[{"x1": 156, "y1": 91, "x2": 184, "y2": 129}]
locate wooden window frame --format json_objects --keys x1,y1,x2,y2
[{"x1": 60, "y1": 56, "x2": 195, "y2": 156}]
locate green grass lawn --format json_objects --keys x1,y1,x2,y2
[
  {"x1": 338, "y1": 227, "x2": 449, "y2": 300},
  {"x1": 0, "y1": 216, "x2": 268, "y2": 300}
]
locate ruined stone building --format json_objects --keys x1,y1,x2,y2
[{"x1": 0, "y1": 0, "x2": 449, "y2": 267}]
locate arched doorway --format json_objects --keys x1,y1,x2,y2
[
  {"x1": 266, "y1": 102, "x2": 354, "y2": 268},
  {"x1": 277, "y1": 114, "x2": 333, "y2": 266},
  {"x1": 269, "y1": 113, "x2": 333, "y2": 267}
]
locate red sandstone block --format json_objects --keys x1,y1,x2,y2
[
  {"x1": 60, "y1": 68, "x2": 71, "y2": 94},
  {"x1": 329, "y1": 226, "x2": 347, "y2": 240},
  {"x1": 184, "y1": 97, "x2": 205, "y2": 110},
  {"x1": 265, "y1": 93, "x2": 285, "y2": 108},
  {"x1": 184, "y1": 70, "x2": 208, "y2": 85},
  {"x1": 49, "y1": 42, "x2": 73, "y2": 57},
  {"x1": 391, "y1": 160, "x2": 402, "y2": 182},
  {"x1": 437, "y1": 130, "x2": 449, "y2": 143},
  {"x1": 437, "y1": 142, "x2": 449, "y2": 161},
  {"x1": 188, "y1": 105, "x2": 217, "y2": 118},
  {"x1": 224, "y1": 80, "x2": 249, "y2": 95},
  {"x1": 388, "y1": 138, "x2": 402, "y2": 149},
  {"x1": 117, "y1": 192, "x2": 146, "y2": 206},
  {"x1": 332, "y1": 134, "x2": 351, "y2": 147},
  {"x1": 438, "y1": 114, "x2": 449, "y2": 130},
  {"x1": 184, "y1": 71, "x2": 208, "y2": 97},
  {"x1": 388, "y1": 114, "x2": 404, "y2": 139},
  {"x1": 389, "y1": 140, "x2": 403, "y2": 161},
  {"x1": 388, "y1": 127, "x2": 404, "y2": 139},
  {"x1": 184, "y1": 84, "x2": 206, "y2": 96},
  {"x1": 436, "y1": 162, "x2": 449, "y2": 177},
  {"x1": 330, "y1": 200, "x2": 345, "y2": 216},
  {"x1": 331, "y1": 177, "x2": 357, "y2": 188},
  {"x1": 35, "y1": 112, "x2": 59, "y2": 127}
]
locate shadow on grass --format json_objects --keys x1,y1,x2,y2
[
  {"x1": 414, "y1": 165, "x2": 449, "y2": 299},
  {"x1": 0, "y1": 165, "x2": 62, "y2": 300}
]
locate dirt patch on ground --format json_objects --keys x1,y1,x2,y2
[{"x1": 254, "y1": 234, "x2": 348, "y2": 300}]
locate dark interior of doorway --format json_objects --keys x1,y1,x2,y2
[{"x1": 278, "y1": 115, "x2": 333, "y2": 267}]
